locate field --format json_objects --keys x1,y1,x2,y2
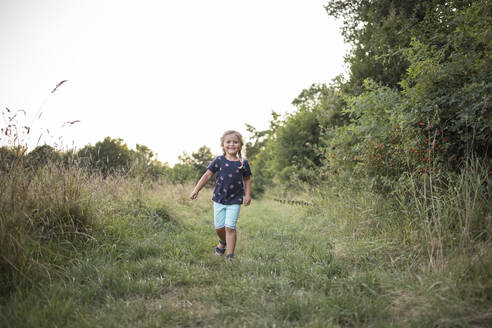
[
  {"x1": 2, "y1": 1, "x2": 491, "y2": 326},
  {"x1": 1, "y1": 179, "x2": 490, "y2": 327}
]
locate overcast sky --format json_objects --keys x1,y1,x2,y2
[{"x1": 0, "y1": 0, "x2": 348, "y2": 165}]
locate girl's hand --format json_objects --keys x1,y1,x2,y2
[
  {"x1": 243, "y1": 195, "x2": 251, "y2": 206},
  {"x1": 189, "y1": 190, "x2": 199, "y2": 200},
  {"x1": 189, "y1": 170, "x2": 213, "y2": 201}
]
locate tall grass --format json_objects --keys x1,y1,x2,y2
[
  {"x1": 394, "y1": 158, "x2": 491, "y2": 269},
  {"x1": 316, "y1": 156, "x2": 491, "y2": 266},
  {"x1": 0, "y1": 153, "x2": 190, "y2": 291},
  {"x1": 307, "y1": 158, "x2": 491, "y2": 325},
  {"x1": 0, "y1": 157, "x2": 97, "y2": 289},
  {"x1": 0, "y1": 99, "x2": 201, "y2": 292},
  {"x1": 0, "y1": 155, "x2": 489, "y2": 326}
]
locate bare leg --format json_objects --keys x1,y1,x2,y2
[
  {"x1": 225, "y1": 227, "x2": 236, "y2": 255},
  {"x1": 215, "y1": 228, "x2": 226, "y2": 249}
]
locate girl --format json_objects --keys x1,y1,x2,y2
[{"x1": 189, "y1": 130, "x2": 252, "y2": 260}]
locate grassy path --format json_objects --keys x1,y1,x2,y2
[{"x1": 2, "y1": 197, "x2": 486, "y2": 327}]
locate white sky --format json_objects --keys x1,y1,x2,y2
[{"x1": 0, "y1": 0, "x2": 348, "y2": 165}]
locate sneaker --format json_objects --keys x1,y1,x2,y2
[{"x1": 225, "y1": 254, "x2": 235, "y2": 260}]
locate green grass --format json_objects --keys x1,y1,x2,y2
[{"x1": 1, "y1": 182, "x2": 490, "y2": 327}]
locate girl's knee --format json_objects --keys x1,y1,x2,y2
[{"x1": 225, "y1": 227, "x2": 236, "y2": 233}]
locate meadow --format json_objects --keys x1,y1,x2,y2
[
  {"x1": 1, "y1": 161, "x2": 490, "y2": 327},
  {"x1": 2, "y1": 1, "x2": 491, "y2": 326}
]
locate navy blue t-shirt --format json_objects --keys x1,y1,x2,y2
[{"x1": 207, "y1": 155, "x2": 252, "y2": 205}]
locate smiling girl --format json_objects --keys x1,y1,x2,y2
[{"x1": 189, "y1": 130, "x2": 252, "y2": 260}]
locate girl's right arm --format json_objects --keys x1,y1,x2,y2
[{"x1": 190, "y1": 170, "x2": 214, "y2": 200}]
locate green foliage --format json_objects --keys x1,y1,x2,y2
[
  {"x1": 321, "y1": 81, "x2": 418, "y2": 191},
  {"x1": 293, "y1": 83, "x2": 349, "y2": 129},
  {"x1": 244, "y1": 112, "x2": 280, "y2": 196},
  {"x1": 271, "y1": 107, "x2": 321, "y2": 184},
  {"x1": 132, "y1": 144, "x2": 155, "y2": 168},
  {"x1": 315, "y1": 0, "x2": 491, "y2": 192},
  {"x1": 25, "y1": 145, "x2": 62, "y2": 169},
  {"x1": 246, "y1": 86, "x2": 346, "y2": 192},
  {"x1": 178, "y1": 145, "x2": 214, "y2": 174},
  {"x1": 324, "y1": 1, "x2": 435, "y2": 94},
  {"x1": 244, "y1": 122, "x2": 271, "y2": 165},
  {"x1": 247, "y1": 137, "x2": 276, "y2": 197},
  {"x1": 400, "y1": 0, "x2": 492, "y2": 165},
  {"x1": 167, "y1": 145, "x2": 215, "y2": 184},
  {"x1": 167, "y1": 163, "x2": 199, "y2": 184},
  {"x1": 129, "y1": 144, "x2": 169, "y2": 179},
  {"x1": 77, "y1": 137, "x2": 132, "y2": 176},
  {"x1": 74, "y1": 137, "x2": 167, "y2": 179},
  {"x1": 242, "y1": 1, "x2": 490, "y2": 197}
]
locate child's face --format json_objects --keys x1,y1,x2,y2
[{"x1": 222, "y1": 134, "x2": 240, "y2": 157}]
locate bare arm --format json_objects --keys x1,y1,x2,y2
[
  {"x1": 243, "y1": 176, "x2": 252, "y2": 206},
  {"x1": 190, "y1": 170, "x2": 214, "y2": 200}
]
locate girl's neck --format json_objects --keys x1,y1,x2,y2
[{"x1": 225, "y1": 154, "x2": 240, "y2": 161}]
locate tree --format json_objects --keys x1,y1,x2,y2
[
  {"x1": 77, "y1": 137, "x2": 132, "y2": 176},
  {"x1": 270, "y1": 107, "x2": 321, "y2": 184},
  {"x1": 133, "y1": 144, "x2": 155, "y2": 167},
  {"x1": 130, "y1": 144, "x2": 168, "y2": 179},
  {"x1": 245, "y1": 111, "x2": 280, "y2": 166},
  {"x1": 167, "y1": 163, "x2": 198, "y2": 184},
  {"x1": 292, "y1": 83, "x2": 348, "y2": 130},
  {"x1": 178, "y1": 145, "x2": 214, "y2": 174},
  {"x1": 169, "y1": 145, "x2": 215, "y2": 184},
  {"x1": 25, "y1": 145, "x2": 62, "y2": 169},
  {"x1": 399, "y1": 0, "x2": 492, "y2": 165},
  {"x1": 325, "y1": 0, "x2": 440, "y2": 95}
]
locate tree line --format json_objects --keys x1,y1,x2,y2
[
  {"x1": 1, "y1": 0, "x2": 489, "y2": 196},
  {"x1": 245, "y1": 0, "x2": 491, "y2": 196},
  {"x1": 0, "y1": 137, "x2": 215, "y2": 184}
]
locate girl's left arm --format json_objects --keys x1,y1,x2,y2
[{"x1": 243, "y1": 176, "x2": 252, "y2": 206}]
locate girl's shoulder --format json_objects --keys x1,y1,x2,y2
[
  {"x1": 208, "y1": 155, "x2": 223, "y2": 169},
  {"x1": 211, "y1": 155, "x2": 224, "y2": 161},
  {"x1": 212, "y1": 155, "x2": 226, "y2": 166}
]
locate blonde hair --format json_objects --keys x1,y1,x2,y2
[{"x1": 220, "y1": 130, "x2": 244, "y2": 168}]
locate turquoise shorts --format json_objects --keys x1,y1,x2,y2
[{"x1": 213, "y1": 202, "x2": 241, "y2": 230}]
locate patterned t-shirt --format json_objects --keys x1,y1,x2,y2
[{"x1": 207, "y1": 155, "x2": 252, "y2": 205}]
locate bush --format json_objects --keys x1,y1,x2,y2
[
  {"x1": 77, "y1": 137, "x2": 132, "y2": 177},
  {"x1": 25, "y1": 145, "x2": 62, "y2": 169}
]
